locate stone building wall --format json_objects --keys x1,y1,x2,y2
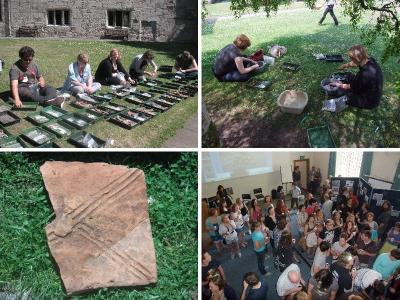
[{"x1": 2, "y1": 0, "x2": 197, "y2": 42}]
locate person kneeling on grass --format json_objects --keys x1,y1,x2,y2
[
  {"x1": 212, "y1": 34, "x2": 259, "y2": 82},
  {"x1": 174, "y1": 51, "x2": 198, "y2": 79},
  {"x1": 329, "y1": 45, "x2": 383, "y2": 110},
  {"x1": 10, "y1": 46, "x2": 64, "y2": 108},
  {"x1": 62, "y1": 53, "x2": 101, "y2": 97},
  {"x1": 129, "y1": 50, "x2": 158, "y2": 82}
]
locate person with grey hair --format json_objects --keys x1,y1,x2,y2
[{"x1": 276, "y1": 264, "x2": 305, "y2": 299}]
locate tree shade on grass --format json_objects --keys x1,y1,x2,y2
[
  {"x1": 0, "y1": 152, "x2": 198, "y2": 299},
  {"x1": 0, "y1": 39, "x2": 198, "y2": 148},
  {"x1": 202, "y1": 5, "x2": 400, "y2": 147}
]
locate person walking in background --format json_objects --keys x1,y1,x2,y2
[
  {"x1": 318, "y1": 0, "x2": 339, "y2": 26},
  {"x1": 292, "y1": 166, "x2": 301, "y2": 188}
]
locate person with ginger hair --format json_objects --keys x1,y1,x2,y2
[{"x1": 212, "y1": 34, "x2": 259, "y2": 82}]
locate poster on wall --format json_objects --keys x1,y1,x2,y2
[
  {"x1": 332, "y1": 180, "x2": 340, "y2": 188},
  {"x1": 391, "y1": 210, "x2": 400, "y2": 217},
  {"x1": 345, "y1": 180, "x2": 354, "y2": 187},
  {"x1": 332, "y1": 187, "x2": 339, "y2": 195}
]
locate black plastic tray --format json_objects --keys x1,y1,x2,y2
[
  {"x1": 281, "y1": 62, "x2": 301, "y2": 72},
  {"x1": 0, "y1": 111, "x2": 21, "y2": 126},
  {"x1": 0, "y1": 125, "x2": 12, "y2": 140},
  {"x1": 124, "y1": 95, "x2": 145, "y2": 105},
  {"x1": 92, "y1": 93, "x2": 113, "y2": 102},
  {"x1": 159, "y1": 65, "x2": 173, "y2": 72},
  {"x1": 68, "y1": 131, "x2": 106, "y2": 148},
  {"x1": 132, "y1": 106, "x2": 159, "y2": 117},
  {"x1": 99, "y1": 102, "x2": 128, "y2": 113},
  {"x1": 154, "y1": 98, "x2": 175, "y2": 107},
  {"x1": 247, "y1": 79, "x2": 272, "y2": 90},
  {"x1": 123, "y1": 110, "x2": 152, "y2": 123},
  {"x1": 70, "y1": 99, "x2": 97, "y2": 109},
  {"x1": 143, "y1": 100, "x2": 169, "y2": 112},
  {"x1": 87, "y1": 106, "x2": 116, "y2": 118},
  {"x1": 108, "y1": 114, "x2": 140, "y2": 129},
  {"x1": 8, "y1": 99, "x2": 38, "y2": 111},
  {"x1": 325, "y1": 54, "x2": 344, "y2": 62},
  {"x1": 132, "y1": 91, "x2": 153, "y2": 100}
]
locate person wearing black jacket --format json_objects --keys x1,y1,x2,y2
[
  {"x1": 94, "y1": 49, "x2": 135, "y2": 86},
  {"x1": 331, "y1": 45, "x2": 383, "y2": 109}
]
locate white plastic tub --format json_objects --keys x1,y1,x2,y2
[{"x1": 277, "y1": 90, "x2": 308, "y2": 114}]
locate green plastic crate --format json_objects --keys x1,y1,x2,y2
[{"x1": 307, "y1": 125, "x2": 336, "y2": 148}]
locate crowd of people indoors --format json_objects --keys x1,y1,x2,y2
[{"x1": 203, "y1": 174, "x2": 399, "y2": 300}]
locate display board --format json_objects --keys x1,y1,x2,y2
[
  {"x1": 357, "y1": 177, "x2": 373, "y2": 205},
  {"x1": 369, "y1": 188, "x2": 400, "y2": 229}
]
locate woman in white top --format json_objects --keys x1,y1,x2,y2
[
  {"x1": 219, "y1": 214, "x2": 241, "y2": 259},
  {"x1": 297, "y1": 204, "x2": 308, "y2": 237},
  {"x1": 311, "y1": 241, "x2": 331, "y2": 276},
  {"x1": 129, "y1": 50, "x2": 158, "y2": 81},
  {"x1": 331, "y1": 233, "x2": 350, "y2": 262},
  {"x1": 230, "y1": 204, "x2": 247, "y2": 248}
]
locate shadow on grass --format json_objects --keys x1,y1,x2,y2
[{"x1": 203, "y1": 24, "x2": 400, "y2": 147}]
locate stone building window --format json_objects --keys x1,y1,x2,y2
[
  {"x1": 107, "y1": 11, "x2": 130, "y2": 28},
  {"x1": 0, "y1": 0, "x2": 3, "y2": 22},
  {"x1": 48, "y1": 10, "x2": 70, "y2": 26}
]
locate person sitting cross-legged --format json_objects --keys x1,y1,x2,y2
[
  {"x1": 62, "y1": 53, "x2": 101, "y2": 97},
  {"x1": 212, "y1": 34, "x2": 259, "y2": 82},
  {"x1": 9, "y1": 46, "x2": 64, "y2": 108}
]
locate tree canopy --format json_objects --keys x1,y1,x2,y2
[{"x1": 228, "y1": 0, "x2": 400, "y2": 60}]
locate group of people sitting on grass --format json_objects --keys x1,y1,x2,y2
[
  {"x1": 8, "y1": 46, "x2": 198, "y2": 108},
  {"x1": 212, "y1": 34, "x2": 383, "y2": 110},
  {"x1": 203, "y1": 181, "x2": 400, "y2": 300}
]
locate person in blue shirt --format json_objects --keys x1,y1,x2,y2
[
  {"x1": 62, "y1": 53, "x2": 101, "y2": 96},
  {"x1": 251, "y1": 222, "x2": 270, "y2": 276},
  {"x1": 373, "y1": 249, "x2": 400, "y2": 280}
]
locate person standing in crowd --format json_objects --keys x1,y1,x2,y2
[
  {"x1": 261, "y1": 195, "x2": 274, "y2": 217},
  {"x1": 251, "y1": 222, "x2": 270, "y2": 276},
  {"x1": 231, "y1": 204, "x2": 247, "y2": 248},
  {"x1": 219, "y1": 214, "x2": 241, "y2": 259},
  {"x1": 318, "y1": 219, "x2": 340, "y2": 246},
  {"x1": 311, "y1": 241, "x2": 331, "y2": 276},
  {"x1": 129, "y1": 50, "x2": 158, "y2": 81},
  {"x1": 363, "y1": 212, "x2": 378, "y2": 242},
  {"x1": 276, "y1": 264, "x2": 305, "y2": 299},
  {"x1": 240, "y1": 272, "x2": 268, "y2": 300},
  {"x1": 373, "y1": 249, "x2": 400, "y2": 280},
  {"x1": 205, "y1": 208, "x2": 223, "y2": 255},
  {"x1": 202, "y1": 250, "x2": 226, "y2": 300},
  {"x1": 386, "y1": 267, "x2": 400, "y2": 300},
  {"x1": 10, "y1": 46, "x2": 64, "y2": 108},
  {"x1": 62, "y1": 53, "x2": 101, "y2": 96},
  {"x1": 331, "y1": 252, "x2": 356, "y2": 297},
  {"x1": 343, "y1": 219, "x2": 358, "y2": 246},
  {"x1": 307, "y1": 269, "x2": 338, "y2": 300},
  {"x1": 309, "y1": 166, "x2": 317, "y2": 194},
  {"x1": 273, "y1": 217, "x2": 288, "y2": 253},
  {"x1": 292, "y1": 166, "x2": 301, "y2": 188},
  {"x1": 297, "y1": 205, "x2": 308, "y2": 238},
  {"x1": 213, "y1": 34, "x2": 259, "y2": 82},
  {"x1": 331, "y1": 233, "x2": 350, "y2": 262},
  {"x1": 305, "y1": 215, "x2": 318, "y2": 259},
  {"x1": 264, "y1": 206, "x2": 277, "y2": 249},
  {"x1": 208, "y1": 269, "x2": 238, "y2": 300},
  {"x1": 377, "y1": 200, "x2": 392, "y2": 243},
  {"x1": 356, "y1": 230, "x2": 377, "y2": 268},
  {"x1": 380, "y1": 221, "x2": 400, "y2": 253},
  {"x1": 291, "y1": 183, "x2": 301, "y2": 211},
  {"x1": 250, "y1": 199, "x2": 262, "y2": 223},
  {"x1": 236, "y1": 198, "x2": 251, "y2": 235},
  {"x1": 95, "y1": 49, "x2": 135, "y2": 86},
  {"x1": 216, "y1": 185, "x2": 232, "y2": 208},
  {"x1": 317, "y1": 0, "x2": 339, "y2": 26},
  {"x1": 322, "y1": 194, "x2": 333, "y2": 220}
]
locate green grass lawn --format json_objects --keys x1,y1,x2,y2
[
  {"x1": 0, "y1": 39, "x2": 198, "y2": 148},
  {"x1": 0, "y1": 152, "x2": 197, "y2": 299},
  {"x1": 202, "y1": 5, "x2": 400, "y2": 148}
]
